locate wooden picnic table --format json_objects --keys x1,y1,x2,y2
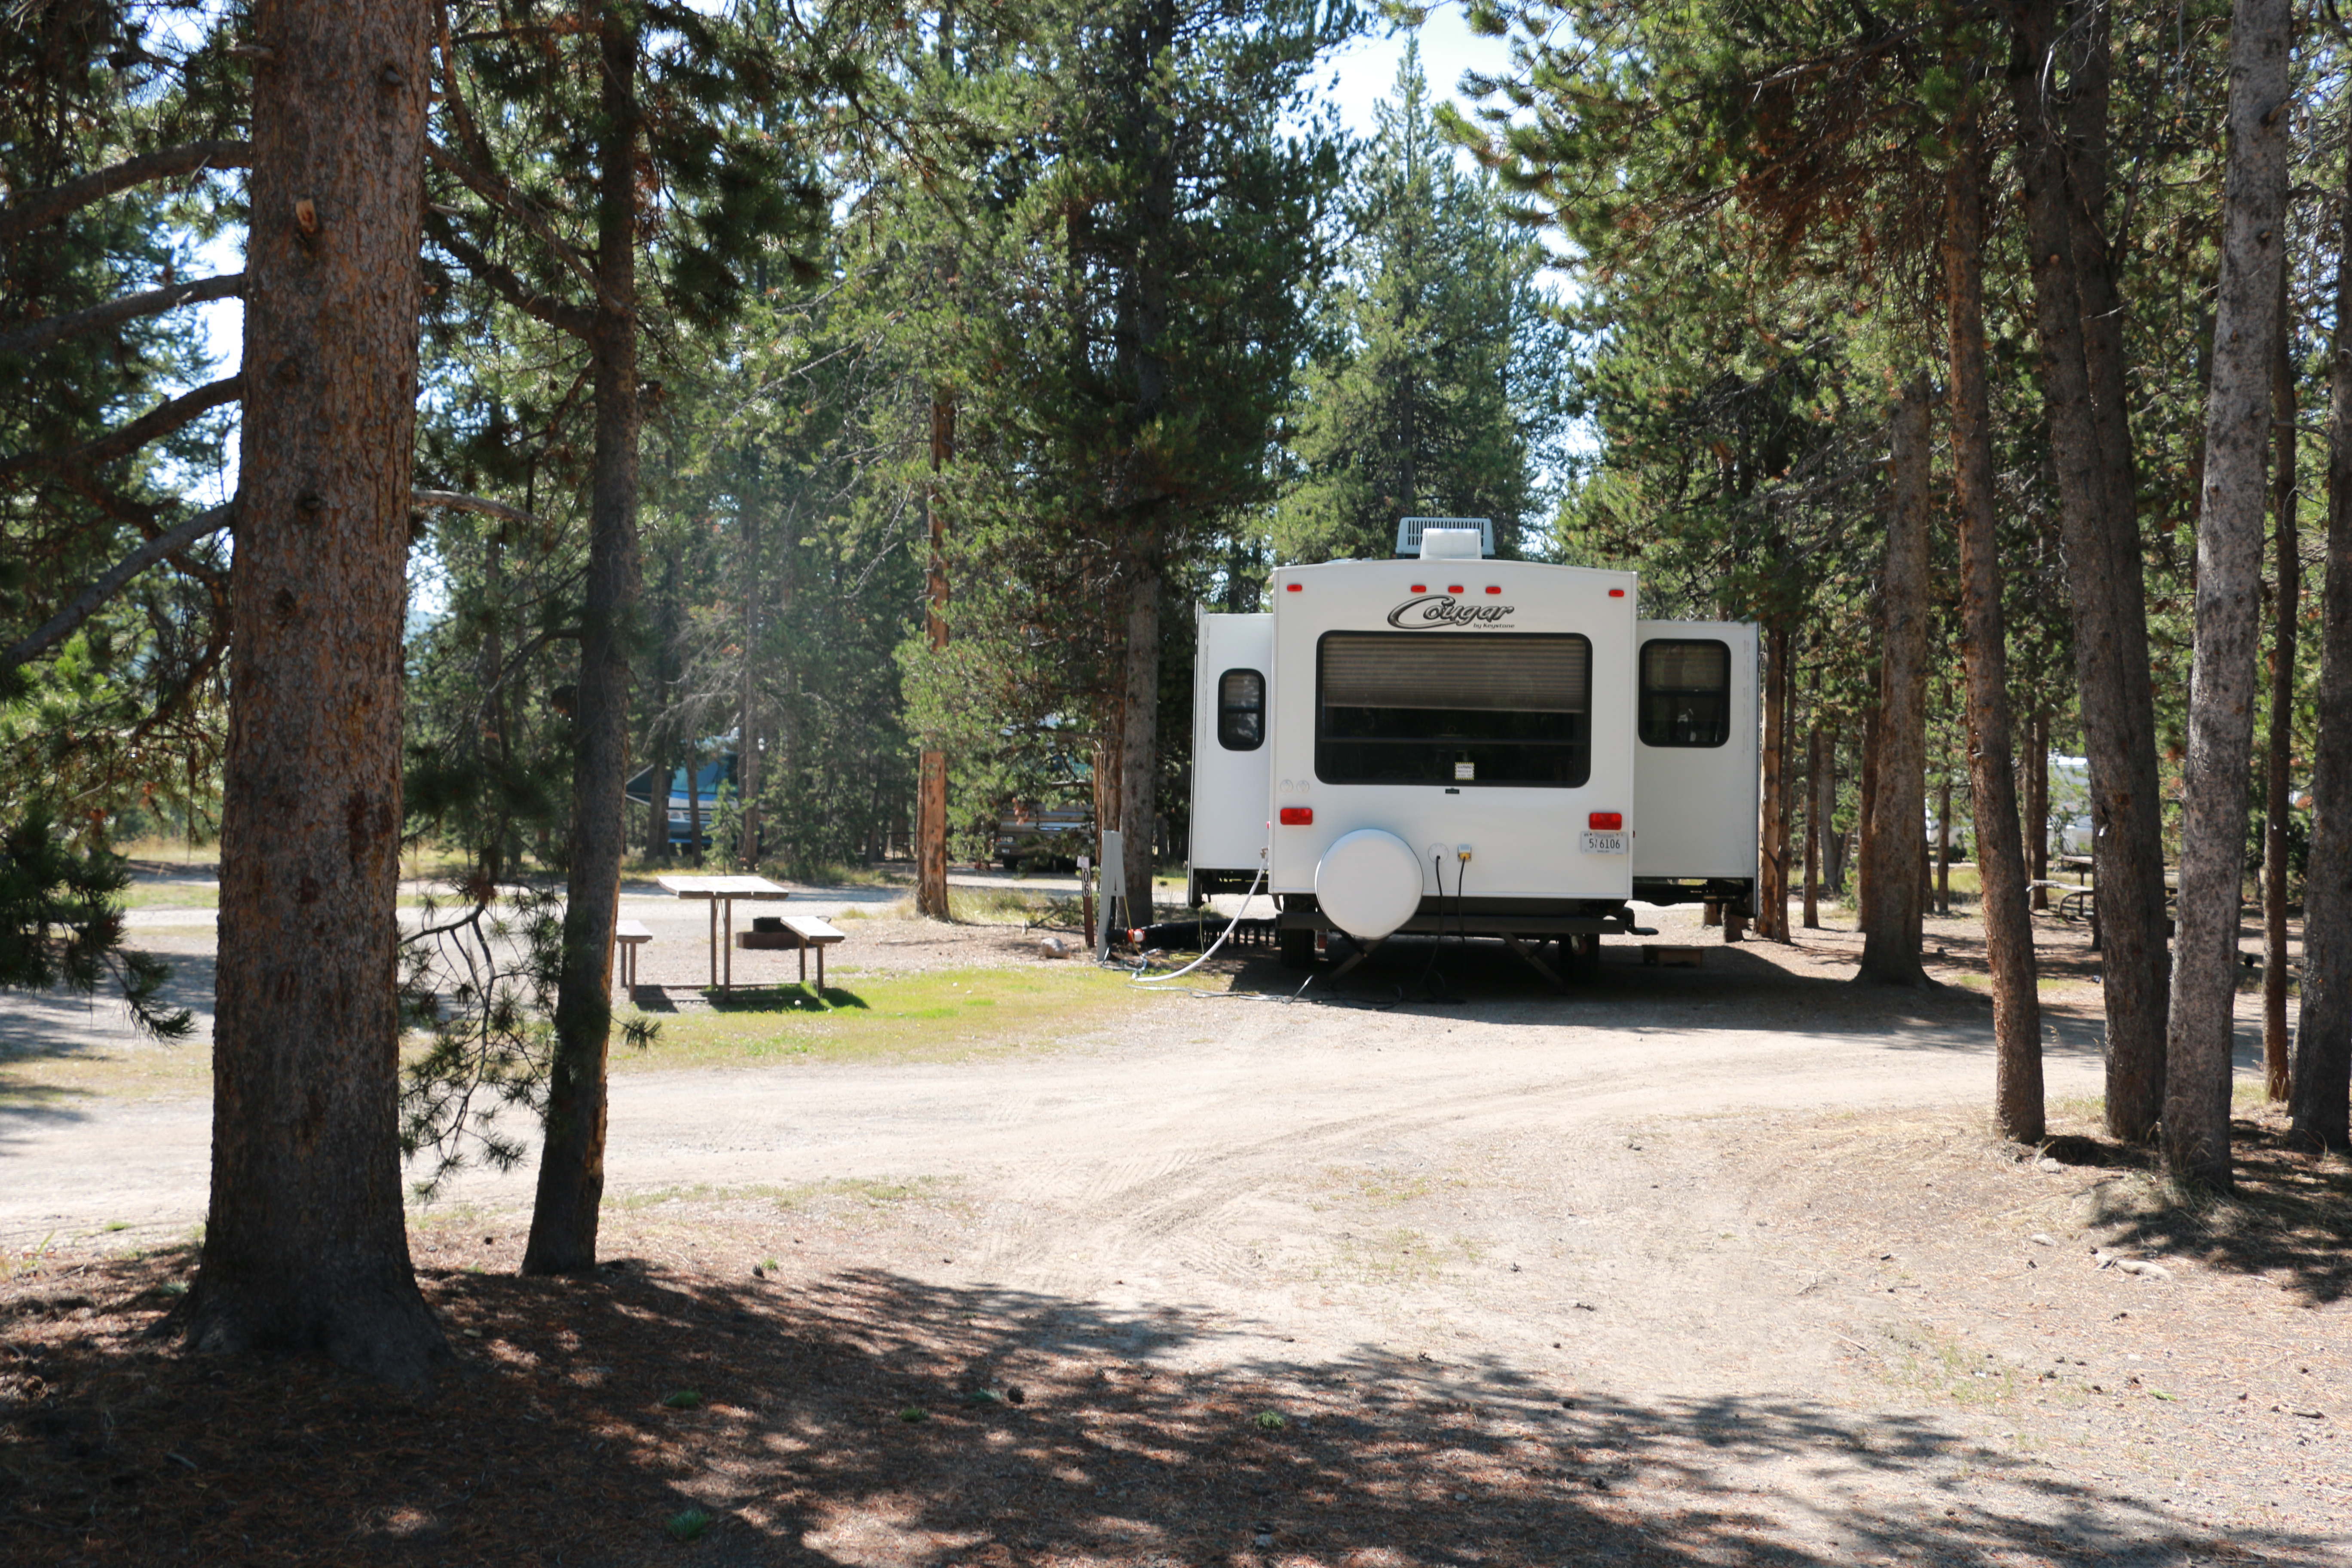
[{"x1": 655, "y1": 874, "x2": 791, "y2": 993}]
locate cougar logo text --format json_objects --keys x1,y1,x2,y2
[{"x1": 1386, "y1": 594, "x2": 1515, "y2": 629}]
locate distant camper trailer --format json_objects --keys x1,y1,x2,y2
[
  {"x1": 623, "y1": 755, "x2": 736, "y2": 851},
  {"x1": 1186, "y1": 520, "x2": 1760, "y2": 973},
  {"x1": 996, "y1": 805, "x2": 1092, "y2": 871}
]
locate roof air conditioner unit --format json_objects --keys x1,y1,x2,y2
[{"x1": 1396, "y1": 516, "x2": 1494, "y2": 559}]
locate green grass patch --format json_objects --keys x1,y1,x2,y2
[
  {"x1": 117, "y1": 880, "x2": 220, "y2": 910},
  {"x1": 616, "y1": 965, "x2": 1145, "y2": 1071}
]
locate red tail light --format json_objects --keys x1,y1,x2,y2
[
  {"x1": 1280, "y1": 807, "x2": 1314, "y2": 825},
  {"x1": 1589, "y1": 812, "x2": 1623, "y2": 830}
]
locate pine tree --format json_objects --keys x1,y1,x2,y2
[{"x1": 1275, "y1": 43, "x2": 1562, "y2": 564}]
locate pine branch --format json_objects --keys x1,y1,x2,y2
[
  {"x1": 0, "y1": 376, "x2": 242, "y2": 481},
  {"x1": 424, "y1": 211, "x2": 596, "y2": 337},
  {"x1": 1, "y1": 501, "x2": 235, "y2": 672},
  {"x1": 0, "y1": 273, "x2": 245, "y2": 362},
  {"x1": 425, "y1": 141, "x2": 616, "y2": 307},
  {"x1": 0, "y1": 140, "x2": 250, "y2": 246},
  {"x1": 412, "y1": 488, "x2": 537, "y2": 524}
]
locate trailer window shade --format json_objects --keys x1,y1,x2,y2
[
  {"x1": 1317, "y1": 633, "x2": 1591, "y2": 788},
  {"x1": 1638, "y1": 638, "x2": 1731, "y2": 748},
  {"x1": 1217, "y1": 668, "x2": 1265, "y2": 751},
  {"x1": 1321, "y1": 637, "x2": 1587, "y2": 713}
]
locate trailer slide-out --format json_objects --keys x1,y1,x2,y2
[{"x1": 1186, "y1": 521, "x2": 1759, "y2": 977}]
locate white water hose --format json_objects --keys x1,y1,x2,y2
[{"x1": 1127, "y1": 851, "x2": 1268, "y2": 986}]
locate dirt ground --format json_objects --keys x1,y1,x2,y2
[{"x1": 1, "y1": 881, "x2": 2345, "y2": 1566}]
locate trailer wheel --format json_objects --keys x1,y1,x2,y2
[
  {"x1": 1279, "y1": 926, "x2": 1316, "y2": 970},
  {"x1": 1565, "y1": 932, "x2": 1601, "y2": 983}
]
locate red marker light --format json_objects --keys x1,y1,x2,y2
[
  {"x1": 1485, "y1": 585, "x2": 1502, "y2": 595},
  {"x1": 1286, "y1": 582, "x2": 1302, "y2": 592},
  {"x1": 1608, "y1": 588, "x2": 1626, "y2": 597},
  {"x1": 1410, "y1": 584, "x2": 1426, "y2": 592},
  {"x1": 1589, "y1": 812, "x2": 1623, "y2": 830},
  {"x1": 1280, "y1": 806, "x2": 1314, "y2": 825},
  {"x1": 1447, "y1": 584, "x2": 1464, "y2": 594}
]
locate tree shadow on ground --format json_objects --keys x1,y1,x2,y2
[
  {"x1": 2039, "y1": 1110, "x2": 2352, "y2": 1309},
  {"x1": 6, "y1": 1250, "x2": 2331, "y2": 1566},
  {"x1": 1209, "y1": 938, "x2": 2092, "y2": 1059},
  {"x1": 0, "y1": 952, "x2": 215, "y2": 1067}
]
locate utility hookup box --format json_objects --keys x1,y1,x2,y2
[{"x1": 1186, "y1": 523, "x2": 1760, "y2": 973}]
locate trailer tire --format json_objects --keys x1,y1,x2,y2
[
  {"x1": 1565, "y1": 932, "x2": 1601, "y2": 983},
  {"x1": 1279, "y1": 927, "x2": 1316, "y2": 971}
]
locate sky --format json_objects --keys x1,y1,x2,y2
[{"x1": 1318, "y1": 4, "x2": 1517, "y2": 148}]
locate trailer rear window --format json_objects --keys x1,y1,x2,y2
[
  {"x1": 1217, "y1": 668, "x2": 1265, "y2": 750},
  {"x1": 1317, "y1": 633, "x2": 1590, "y2": 787},
  {"x1": 1638, "y1": 639, "x2": 1731, "y2": 747}
]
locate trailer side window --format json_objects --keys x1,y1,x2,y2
[
  {"x1": 1316, "y1": 633, "x2": 1590, "y2": 787},
  {"x1": 1639, "y1": 639, "x2": 1732, "y2": 747},
  {"x1": 1217, "y1": 668, "x2": 1266, "y2": 750}
]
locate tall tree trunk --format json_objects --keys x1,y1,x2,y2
[
  {"x1": 1948, "y1": 110, "x2": 2044, "y2": 1141},
  {"x1": 916, "y1": 392, "x2": 952, "y2": 920},
  {"x1": 2164, "y1": 0, "x2": 2290, "y2": 1191},
  {"x1": 1936, "y1": 772, "x2": 1953, "y2": 916},
  {"x1": 1804, "y1": 720, "x2": 1825, "y2": 929},
  {"x1": 2028, "y1": 707, "x2": 2050, "y2": 911},
  {"x1": 524, "y1": 3, "x2": 642, "y2": 1275},
  {"x1": 1820, "y1": 727, "x2": 1844, "y2": 895},
  {"x1": 189, "y1": 0, "x2": 447, "y2": 1380},
  {"x1": 1758, "y1": 622, "x2": 1787, "y2": 941},
  {"x1": 1119, "y1": 560, "x2": 1161, "y2": 926},
  {"x1": 736, "y1": 506, "x2": 760, "y2": 870},
  {"x1": 2262, "y1": 263, "x2": 2299, "y2": 1102},
  {"x1": 2010, "y1": 0, "x2": 2171, "y2": 1139},
  {"x1": 1112, "y1": 0, "x2": 1177, "y2": 923},
  {"x1": 646, "y1": 539, "x2": 680, "y2": 859},
  {"x1": 1858, "y1": 378, "x2": 1932, "y2": 986},
  {"x1": 1857, "y1": 701, "x2": 1881, "y2": 931},
  {"x1": 2295, "y1": 126, "x2": 2352, "y2": 1152},
  {"x1": 1775, "y1": 636, "x2": 1798, "y2": 940}
]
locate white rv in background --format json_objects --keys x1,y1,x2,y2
[{"x1": 1187, "y1": 520, "x2": 1760, "y2": 978}]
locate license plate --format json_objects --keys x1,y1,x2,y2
[{"x1": 1582, "y1": 831, "x2": 1627, "y2": 855}]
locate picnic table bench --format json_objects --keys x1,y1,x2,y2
[
  {"x1": 613, "y1": 919, "x2": 652, "y2": 989},
  {"x1": 655, "y1": 874, "x2": 791, "y2": 993},
  {"x1": 736, "y1": 915, "x2": 848, "y2": 991}
]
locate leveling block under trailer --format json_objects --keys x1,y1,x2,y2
[{"x1": 1185, "y1": 521, "x2": 1760, "y2": 989}]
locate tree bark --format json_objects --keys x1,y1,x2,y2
[
  {"x1": 2291, "y1": 127, "x2": 2352, "y2": 1153},
  {"x1": 1821, "y1": 727, "x2": 1845, "y2": 894},
  {"x1": 1759, "y1": 622, "x2": 1787, "y2": 941},
  {"x1": 1857, "y1": 703, "x2": 1881, "y2": 927},
  {"x1": 1112, "y1": 0, "x2": 1178, "y2": 925},
  {"x1": 2163, "y1": 0, "x2": 2290, "y2": 1191},
  {"x1": 2028, "y1": 707, "x2": 2050, "y2": 911},
  {"x1": 1804, "y1": 720, "x2": 1825, "y2": 929},
  {"x1": 524, "y1": 2, "x2": 642, "y2": 1275},
  {"x1": 1947, "y1": 111, "x2": 2044, "y2": 1142},
  {"x1": 737, "y1": 507, "x2": 761, "y2": 870},
  {"x1": 1858, "y1": 377, "x2": 1932, "y2": 986},
  {"x1": 2262, "y1": 262, "x2": 2298, "y2": 1102},
  {"x1": 189, "y1": 0, "x2": 447, "y2": 1381},
  {"x1": 1935, "y1": 772, "x2": 1953, "y2": 916},
  {"x1": 2009, "y1": 0, "x2": 2172, "y2": 1139},
  {"x1": 916, "y1": 392, "x2": 952, "y2": 920}
]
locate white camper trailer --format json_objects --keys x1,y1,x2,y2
[{"x1": 1187, "y1": 521, "x2": 1760, "y2": 977}]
